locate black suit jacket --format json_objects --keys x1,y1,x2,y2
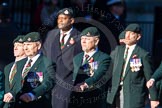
[
  {"x1": 42, "y1": 28, "x2": 82, "y2": 108},
  {"x1": 42, "y1": 28, "x2": 81, "y2": 82}
]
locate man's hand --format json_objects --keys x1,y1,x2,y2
[
  {"x1": 3, "y1": 92, "x2": 14, "y2": 103},
  {"x1": 73, "y1": 82, "x2": 89, "y2": 92},
  {"x1": 19, "y1": 93, "x2": 33, "y2": 103},
  {"x1": 147, "y1": 79, "x2": 155, "y2": 88},
  {"x1": 150, "y1": 100, "x2": 159, "y2": 108}
]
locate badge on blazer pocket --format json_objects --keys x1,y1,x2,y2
[
  {"x1": 26, "y1": 72, "x2": 43, "y2": 88},
  {"x1": 36, "y1": 72, "x2": 43, "y2": 82},
  {"x1": 130, "y1": 57, "x2": 142, "y2": 72}
]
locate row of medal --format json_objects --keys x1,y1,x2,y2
[{"x1": 130, "y1": 58, "x2": 142, "y2": 72}]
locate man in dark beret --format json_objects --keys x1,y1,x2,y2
[
  {"x1": 71, "y1": 27, "x2": 111, "y2": 108},
  {"x1": 107, "y1": 23, "x2": 159, "y2": 108},
  {"x1": 3, "y1": 35, "x2": 26, "y2": 108},
  {"x1": 42, "y1": 8, "x2": 82, "y2": 108},
  {"x1": 13, "y1": 32, "x2": 56, "y2": 108}
]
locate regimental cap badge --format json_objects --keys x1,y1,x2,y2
[
  {"x1": 19, "y1": 38, "x2": 23, "y2": 42},
  {"x1": 64, "y1": 10, "x2": 69, "y2": 14},
  {"x1": 87, "y1": 32, "x2": 91, "y2": 36},
  {"x1": 27, "y1": 37, "x2": 31, "y2": 42}
]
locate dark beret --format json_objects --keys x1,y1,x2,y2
[
  {"x1": 57, "y1": 8, "x2": 74, "y2": 17},
  {"x1": 13, "y1": 35, "x2": 25, "y2": 43},
  {"x1": 125, "y1": 23, "x2": 141, "y2": 34},
  {"x1": 24, "y1": 32, "x2": 41, "y2": 42},
  {"x1": 80, "y1": 27, "x2": 100, "y2": 37}
]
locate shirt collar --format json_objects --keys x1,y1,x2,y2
[
  {"x1": 60, "y1": 27, "x2": 73, "y2": 35},
  {"x1": 84, "y1": 49, "x2": 97, "y2": 58},
  {"x1": 126, "y1": 44, "x2": 136, "y2": 50},
  {"x1": 28, "y1": 54, "x2": 40, "y2": 65}
]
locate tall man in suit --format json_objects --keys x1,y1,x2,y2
[
  {"x1": 71, "y1": 27, "x2": 111, "y2": 108},
  {"x1": 42, "y1": 8, "x2": 82, "y2": 108},
  {"x1": 3, "y1": 35, "x2": 26, "y2": 108},
  {"x1": 107, "y1": 24, "x2": 159, "y2": 108},
  {"x1": 14, "y1": 32, "x2": 55, "y2": 108}
]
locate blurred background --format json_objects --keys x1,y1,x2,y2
[{"x1": 0, "y1": 0, "x2": 162, "y2": 70}]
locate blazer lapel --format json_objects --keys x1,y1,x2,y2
[
  {"x1": 118, "y1": 46, "x2": 125, "y2": 77},
  {"x1": 51, "y1": 31, "x2": 62, "y2": 60},
  {"x1": 6, "y1": 63, "x2": 14, "y2": 90},
  {"x1": 10, "y1": 58, "x2": 27, "y2": 90}
]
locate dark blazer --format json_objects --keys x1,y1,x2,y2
[
  {"x1": 42, "y1": 28, "x2": 82, "y2": 108},
  {"x1": 72, "y1": 50, "x2": 111, "y2": 108},
  {"x1": 14, "y1": 55, "x2": 55, "y2": 108},
  {"x1": 3, "y1": 62, "x2": 19, "y2": 108},
  {"x1": 107, "y1": 45, "x2": 158, "y2": 108}
]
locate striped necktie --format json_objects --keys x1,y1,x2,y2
[
  {"x1": 22, "y1": 59, "x2": 32, "y2": 79},
  {"x1": 9, "y1": 63, "x2": 17, "y2": 85},
  {"x1": 60, "y1": 33, "x2": 67, "y2": 49}
]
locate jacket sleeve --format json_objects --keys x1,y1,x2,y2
[
  {"x1": 151, "y1": 61, "x2": 162, "y2": 81},
  {"x1": 143, "y1": 53, "x2": 158, "y2": 100}
]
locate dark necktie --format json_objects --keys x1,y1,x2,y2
[
  {"x1": 22, "y1": 59, "x2": 32, "y2": 79},
  {"x1": 121, "y1": 47, "x2": 129, "y2": 81},
  {"x1": 60, "y1": 33, "x2": 67, "y2": 49},
  {"x1": 9, "y1": 63, "x2": 17, "y2": 85}
]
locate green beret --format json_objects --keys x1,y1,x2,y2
[
  {"x1": 80, "y1": 27, "x2": 100, "y2": 37},
  {"x1": 125, "y1": 23, "x2": 141, "y2": 34},
  {"x1": 57, "y1": 8, "x2": 74, "y2": 17},
  {"x1": 119, "y1": 31, "x2": 125, "y2": 39},
  {"x1": 24, "y1": 32, "x2": 41, "y2": 42},
  {"x1": 13, "y1": 35, "x2": 24, "y2": 43}
]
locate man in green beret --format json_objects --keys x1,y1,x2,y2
[
  {"x1": 3, "y1": 35, "x2": 26, "y2": 108},
  {"x1": 107, "y1": 23, "x2": 159, "y2": 108},
  {"x1": 42, "y1": 8, "x2": 82, "y2": 108},
  {"x1": 13, "y1": 32, "x2": 56, "y2": 108},
  {"x1": 71, "y1": 27, "x2": 111, "y2": 108}
]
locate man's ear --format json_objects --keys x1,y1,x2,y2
[
  {"x1": 70, "y1": 18, "x2": 75, "y2": 24},
  {"x1": 95, "y1": 38, "x2": 99, "y2": 46},
  {"x1": 37, "y1": 42, "x2": 42, "y2": 50},
  {"x1": 137, "y1": 34, "x2": 141, "y2": 41}
]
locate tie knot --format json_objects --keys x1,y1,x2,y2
[
  {"x1": 62, "y1": 33, "x2": 67, "y2": 37},
  {"x1": 85, "y1": 54, "x2": 89, "y2": 59},
  {"x1": 26, "y1": 59, "x2": 32, "y2": 67}
]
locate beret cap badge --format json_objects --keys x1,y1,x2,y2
[
  {"x1": 64, "y1": 10, "x2": 69, "y2": 14},
  {"x1": 87, "y1": 32, "x2": 91, "y2": 36},
  {"x1": 19, "y1": 38, "x2": 23, "y2": 42},
  {"x1": 27, "y1": 38, "x2": 31, "y2": 41}
]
